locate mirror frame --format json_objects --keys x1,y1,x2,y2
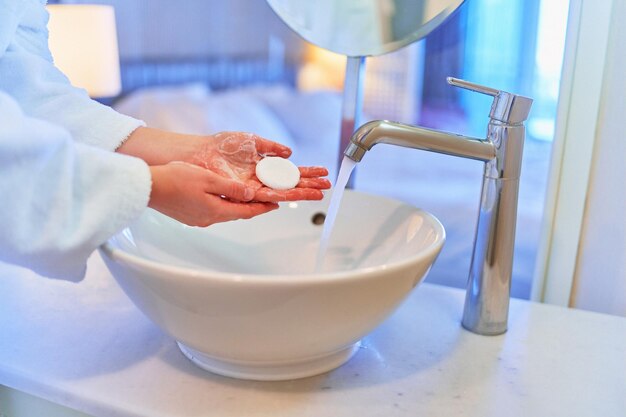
[{"x1": 266, "y1": 0, "x2": 466, "y2": 57}]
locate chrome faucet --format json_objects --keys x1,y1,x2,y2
[{"x1": 344, "y1": 78, "x2": 533, "y2": 335}]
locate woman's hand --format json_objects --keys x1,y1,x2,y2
[
  {"x1": 148, "y1": 162, "x2": 279, "y2": 227},
  {"x1": 119, "y1": 128, "x2": 331, "y2": 202},
  {"x1": 186, "y1": 131, "x2": 331, "y2": 202}
]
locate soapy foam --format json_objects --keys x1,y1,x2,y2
[{"x1": 217, "y1": 136, "x2": 259, "y2": 164}]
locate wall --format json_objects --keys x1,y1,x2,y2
[{"x1": 571, "y1": 0, "x2": 626, "y2": 316}]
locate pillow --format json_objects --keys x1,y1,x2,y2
[
  {"x1": 197, "y1": 90, "x2": 296, "y2": 149},
  {"x1": 114, "y1": 85, "x2": 296, "y2": 150},
  {"x1": 242, "y1": 85, "x2": 343, "y2": 146},
  {"x1": 115, "y1": 83, "x2": 211, "y2": 113}
]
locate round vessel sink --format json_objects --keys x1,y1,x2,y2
[{"x1": 100, "y1": 190, "x2": 445, "y2": 381}]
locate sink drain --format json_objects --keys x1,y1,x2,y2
[{"x1": 311, "y1": 212, "x2": 326, "y2": 225}]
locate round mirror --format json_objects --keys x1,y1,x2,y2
[{"x1": 267, "y1": 0, "x2": 465, "y2": 57}]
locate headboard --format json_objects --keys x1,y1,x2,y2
[{"x1": 119, "y1": 56, "x2": 298, "y2": 95}]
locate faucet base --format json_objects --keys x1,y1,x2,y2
[{"x1": 461, "y1": 317, "x2": 507, "y2": 336}]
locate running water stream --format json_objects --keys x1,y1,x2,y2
[
  {"x1": 314, "y1": 57, "x2": 364, "y2": 272},
  {"x1": 315, "y1": 156, "x2": 357, "y2": 272}
]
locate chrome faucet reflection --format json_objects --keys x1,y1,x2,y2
[{"x1": 344, "y1": 77, "x2": 533, "y2": 335}]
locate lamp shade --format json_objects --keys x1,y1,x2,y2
[{"x1": 47, "y1": 5, "x2": 122, "y2": 98}]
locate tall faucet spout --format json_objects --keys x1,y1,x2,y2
[
  {"x1": 344, "y1": 120, "x2": 496, "y2": 163},
  {"x1": 341, "y1": 79, "x2": 532, "y2": 336}
]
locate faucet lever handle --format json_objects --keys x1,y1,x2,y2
[
  {"x1": 447, "y1": 77, "x2": 499, "y2": 97},
  {"x1": 446, "y1": 77, "x2": 533, "y2": 124}
]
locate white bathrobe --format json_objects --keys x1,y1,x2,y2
[{"x1": 0, "y1": 0, "x2": 152, "y2": 281}]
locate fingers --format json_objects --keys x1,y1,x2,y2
[
  {"x1": 298, "y1": 166, "x2": 329, "y2": 178},
  {"x1": 253, "y1": 136, "x2": 292, "y2": 158},
  {"x1": 297, "y1": 178, "x2": 331, "y2": 189},
  {"x1": 210, "y1": 197, "x2": 280, "y2": 222},
  {"x1": 254, "y1": 187, "x2": 324, "y2": 202},
  {"x1": 296, "y1": 167, "x2": 331, "y2": 190},
  {"x1": 203, "y1": 170, "x2": 257, "y2": 202}
]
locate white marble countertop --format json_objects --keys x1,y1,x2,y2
[{"x1": 0, "y1": 253, "x2": 624, "y2": 417}]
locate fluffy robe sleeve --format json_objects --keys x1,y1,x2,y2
[
  {"x1": 0, "y1": 92, "x2": 152, "y2": 281},
  {"x1": 0, "y1": 0, "x2": 145, "y2": 150}
]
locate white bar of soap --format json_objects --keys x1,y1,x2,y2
[{"x1": 255, "y1": 157, "x2": 300, "y2": 190}]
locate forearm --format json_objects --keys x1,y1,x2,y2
[{"x1": 116, "y1": 127, "x2": 205, "y2": 165}]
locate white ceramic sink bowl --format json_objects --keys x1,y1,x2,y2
[{"x1": 100, "y1": 190, "x2": 445, "y2": 381}]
